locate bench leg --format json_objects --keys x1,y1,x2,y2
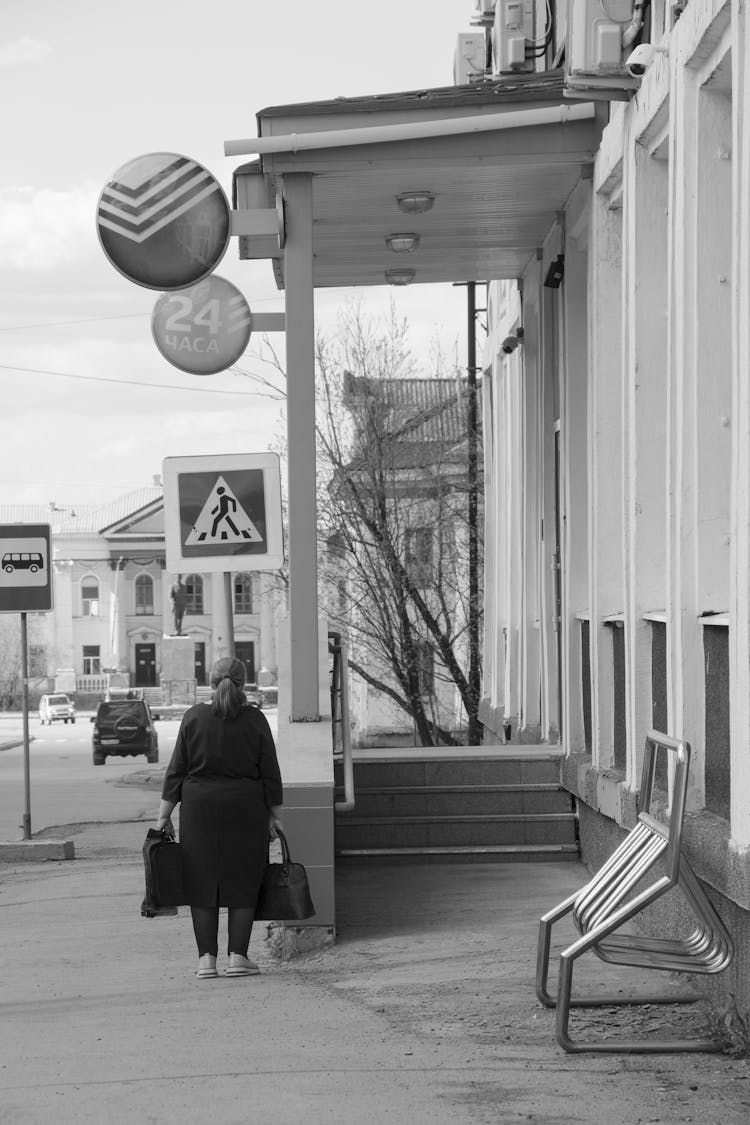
[
  {"x1": 535, "y1": 892, "x2": 578, "y2": 1007},
  {"x1": 554, "y1": 946, "x2": 720, "y2": 1054}
]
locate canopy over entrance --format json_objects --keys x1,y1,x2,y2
[{"x1": 229, "y1": 70, "x2": 604, "y2": 288}]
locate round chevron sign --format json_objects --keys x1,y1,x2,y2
[
  {"x1": 96, "y1": 152, "x2": 231, "y2": 290},
  {"x1": 151, "y1": 275, "x2": 252, "y2": 375}
]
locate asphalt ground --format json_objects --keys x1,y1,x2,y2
[{"x1": 1, "y1": 813, "x2": 749, "y2": 1125}]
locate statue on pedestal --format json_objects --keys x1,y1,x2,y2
[{"x1": 170, "y1": 576, "x2": 188, "y2": 636}]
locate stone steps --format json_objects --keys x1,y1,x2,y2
[{"x1": 334, "y1": 749, "x2": 579, "y2": 863}]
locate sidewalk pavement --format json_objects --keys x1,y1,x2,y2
[{"x1": 1, "y1": 819, "x2": 748, "y2": 1125}]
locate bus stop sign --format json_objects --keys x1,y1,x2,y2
[{"x1": 0, "y1": 524, "x2": 53, "y2": 613}]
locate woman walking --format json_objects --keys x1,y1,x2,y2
[{"x1": 155, "y1": 657, "x2": 283, "y2": 978}]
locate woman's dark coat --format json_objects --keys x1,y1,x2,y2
[{"x1": 161, "y1": 702, "x2": 283, "y2": 908}]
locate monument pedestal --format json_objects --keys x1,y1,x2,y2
[{"x1": 161, "y1": 635, "x2": 196, "y2": 705}]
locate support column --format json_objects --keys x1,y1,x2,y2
[
  {"x1": 210, "y1": 573, "x2": 235, "y2": 661},
  {"x1": 257, "y1": 572, "x2": 278, "y2": 685},
  {"x1": 730, "y1": 0, "x2": 750, "y2": 848},
  {"x1": 284, "y1": 173, "x2": 319, "y2": 720}
]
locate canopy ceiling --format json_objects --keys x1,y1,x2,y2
[{"x1": 233, "y1": 71, "x2": 603, "y2": 289}]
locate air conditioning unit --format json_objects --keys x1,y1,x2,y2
[
  {"x1": 492, "y1": 0, "x2": 535, "y2": 75},
  {"x1": 566, "y1": 0, "x2": 641, "y2": 99},
  {"x1": 453, "y1": 32, "x2": 488, "y2": 85}
]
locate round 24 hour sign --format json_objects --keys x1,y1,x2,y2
[
  {"x1": 151, "y1": 276, "x2": 253, "y2": 375},
  {"x1": 96, "y1": 152, "x2": 231, "y2": 290}
]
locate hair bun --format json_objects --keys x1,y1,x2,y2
[{"x1": 210, "y1": 656, "x2": 246, "y2": 689}]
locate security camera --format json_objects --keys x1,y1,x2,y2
[
  {"x1": 502, "y1": 335, "x2": 519, "y2": 354},
  {"x1": 626, "y1": 43, "x2": 663, "y2": 77}
]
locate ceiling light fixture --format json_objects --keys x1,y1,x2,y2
[
  {"x1": 385, "y1": 268, "x2": 416, "y2": 286},
  {"x1": 385, "y1": 232, "x2": 420, "y2": 253},
  {"x1": 396, "y1": 191, "x2": 435, "y2": 215}
]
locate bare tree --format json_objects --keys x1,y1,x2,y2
[{"x1": 316, "y1": 302, "x2": 482, "y2": 746}]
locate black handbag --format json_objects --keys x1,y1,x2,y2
[
  {"x1": 256, "y1": 828, "x2": 315, "y2": 921},
  {"x1": 141, "y1": 827, "x2": 185, "y2": 917}
]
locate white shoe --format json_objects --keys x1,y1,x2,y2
[
  {"x1": 225, "y1": 954, "x2": 260, "y2": 977},
  {"x1": 196, "y1": 954, "x2": 218, "y2": 978}
]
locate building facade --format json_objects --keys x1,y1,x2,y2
[{"x1": 478, "y1": 0, "x2": 750, "y2": 1017}]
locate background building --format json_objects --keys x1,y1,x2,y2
[{"x1": 0, "y1": 483, "x2": 279, "y2": 704}]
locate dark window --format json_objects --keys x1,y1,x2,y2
[
  {"x1": 704, "y1": 625, "x2": 730, "y2": 820},
  {"x1": 650, "y1": 621, "x2": 668, "y2": 789},
  {"x1": 185, "y1": 574, "x2": 203, "y2": 615},
  {"x1": 83, "y1": 645, "x2": 101, "y2": 675},
  {"x1": 82, "y1": 578, "x2": 99, "y2": 617},
  {"x1": 405, "y1": 527, "x2": 433, "y2": 587},
  {"x1": 135, "y1": 574, "x2": 154, "y2": 615},
  {"x1": 607, "y1": 622, "x2": 627, "y2": 771},
  {"x1": 234, "y1": 573, "x2": 253, "y2": 614},
  {"x1": 581, "y1": 619, "x2": 592, "y2": 753}
]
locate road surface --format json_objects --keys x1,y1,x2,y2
[{"x1": 0, "y1": 708, "x2": 277, "y2": 842}]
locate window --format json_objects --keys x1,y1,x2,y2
[
  {"x1": 405, "y1": 527, "x2": 434, "y2": 586},
  {"x1": 185, "y1": 574, "x2": 203, "y2": 615},
  {"x1": 135, "y1": 573, "x2": 154, "y2": 616},
  {"x1": 415, "y1": 641, "x2": 434, "y2": 696},
  {"x1": 234, "y1": 573, "x2": 253, "y2": 614},
  {"x1": 81, "y1": 577, "x2": 99, "y2": 617},
  {"x1": 83, "y1": 645, "x2": 101, "y2": 675}
]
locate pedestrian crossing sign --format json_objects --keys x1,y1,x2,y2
[{"x1": 163, "y1": 453, "x2": 284, "y2": 573}]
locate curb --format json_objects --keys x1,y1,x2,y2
[
  {"x1": 0, "y1": 739, "x2": 24, "y2": 753},
  {"x1": 0, "y1": 839, "x2": 75, "y2": 861}
]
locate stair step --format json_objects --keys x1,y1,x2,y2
[
  {"x1": 337, "y1": 813, "x2": 576, "y2": 825},
  {"x1": 336, "y1": 758, "x2": 563, "y2": 787},
  {"x1": 334, "y1": 783, "x2": 573, "y2": 818},
  {"x1": 336, "y1": 817, "x2": 577, "y2": 850},
  {"x1": 336, "y1": 843, "x2": 580, "y2": 864},
  {"x1": 335, "y1": 782, "x2": 563, "y2": 793}
]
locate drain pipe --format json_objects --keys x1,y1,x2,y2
[
  {"x1": 335, "y1": 642, "x2": 355, "y2": 813},
  {"x1": 224, "y1": 102, "x2": 596, "y2": 157}
]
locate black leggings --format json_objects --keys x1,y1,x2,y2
[{"x1": 190, "y1": 906, "x2": 255, "y2": 958}]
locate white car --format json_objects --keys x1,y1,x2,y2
[{"x1": 39, "y1": 693, "x2": 76, "y2": 725}]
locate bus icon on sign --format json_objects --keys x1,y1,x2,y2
[{"x1": 2, "y1": 552, "x2": 44, "y2": 574}]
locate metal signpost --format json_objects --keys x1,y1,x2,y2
[
  {"x1": 162, "y1": 454, "x2": 284, "y2": 661},
  {"x1": 162, "y1": 454, "x2": 284, "y2": 573},
  {"x1": 97, "y1": 154, "x2": 286, "y2": 664},
  {"x1": 0, "y1": 524, "x2": 53, "y2": 839}
]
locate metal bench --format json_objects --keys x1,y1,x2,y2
[{"x1": 536, "y1": 731, "x2": 734, "y2": 1053}]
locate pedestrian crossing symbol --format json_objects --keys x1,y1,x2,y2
[
  {"x1": 185, "y1": 476, "x2": 263, "y2": 546},
  {"x1": 163, "y1": 453, "x2": 284, "y2": 573}
]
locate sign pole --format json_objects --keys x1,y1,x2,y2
[
  {"x1": 223, "y1": 573, "x2": 235, "y2": 661},
  {"x1": 20, "y1": 611, "x2": 32, "y2": 840}
]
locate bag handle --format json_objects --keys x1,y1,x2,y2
[{"x1": 273, "y1": 827, "x2": 291, "y2": 873}]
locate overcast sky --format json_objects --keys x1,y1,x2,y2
[{"x1": 0, "y1": 0, "x2": 475, "y2": 508}]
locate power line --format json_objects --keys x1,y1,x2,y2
[
  {"x1": 0, "y1": 313, "x2": 148, "y2": 333},
  {"x1": 0, "y1": 296, "x2": 286, "y2": 334},
  {"x1": 0, "y1": 362, "x2": 264, "y2": 396}
]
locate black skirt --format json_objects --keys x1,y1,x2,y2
[{"x1": 179, "y1": 776, "x2": 268, "y2": 907}]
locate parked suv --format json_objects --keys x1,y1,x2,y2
[
  {"x1": 39, "y1": 694, "x2": 76, "y2": 725},
  {"x1": 91, "y1": 699, "x2": 159, "y2": 765}
]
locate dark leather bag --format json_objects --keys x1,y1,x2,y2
[
  {"x1": 256, "y1": 828, "x2": 315, "y2": 921},
  {"x1": 141, "y1": 828, "x2": 185, "y2": 917}
]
